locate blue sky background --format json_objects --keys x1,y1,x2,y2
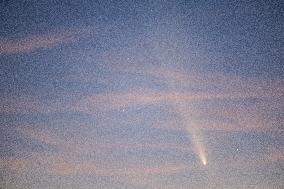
[{"x1": 0, "y1": 1, "x2": 283, "y2": 188}]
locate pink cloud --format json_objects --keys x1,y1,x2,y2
[
  {"x1": 0, "y1": 26, "x2": 94, "y2": 54},
  {"x1": 17, "y1": 127, "x2": 193, "y2": 155}
]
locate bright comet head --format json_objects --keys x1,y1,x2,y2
[{"x1": 199, "y1": 151, "x2": 207, "y2": 166}]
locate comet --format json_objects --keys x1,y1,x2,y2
[
  {"x1": 194, "y1": 134, "x2": 207, "y2": 166},
  {"x1": 187, "y1": 125, "x2": 208, "y2": 166},
  {"x1": 174, "y1": 102, "x2": 208, "y2": 166},
  {"x1": 162, "y1": 70, "x2": 208, "y2": 166}
]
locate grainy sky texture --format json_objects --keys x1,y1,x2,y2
[{"x1": 0, "y1": 1, "x2": 283, "y2": 189}]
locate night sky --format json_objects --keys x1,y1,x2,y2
[{"x1": 0, "y1": 1, "x2": 283, "y2": 189}]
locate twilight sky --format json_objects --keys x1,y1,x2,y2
[{"x1": 0, "y1": 1, "x2": 283, "y2": 189}]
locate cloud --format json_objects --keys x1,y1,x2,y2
[
  {"x1": 17, "y1": 127, "x2": 66, "y2": 147},
  {"x1": 95, "y1": 46, "x2": 283, "y2": 96},
  {"x1": 0, "y1": 96, "x2": 46, "y2": 114},
  {"x1": 2, "y1": 84, "x2": 282, "y2": 134},
  {"x1": 8, "y1": 127, "x2": 199, "y2": 177},
  {"x1": 2, "y1": 144, "x2": 281, "y2": 177},
  {"x1": 16, "y1": 127, "x2": 193, "y2": 155},
  {"x1": 0, "y1": 26, "x2": 95, "y2": 54},
  {"x1": 158, "y1": 106, "x2": 283, "y2": 133},
  {"x1": 0, "y1": 152, "x2": 193, "y2": 176},
  {"x1": 0, "y1": 89, "x2": 217, "y2": 114},
  {"x1": 48, "y1": 160, "x2": 192, "y2": 176},
  {"x1": 0, "y1": 157, "x2": 30, "y2": 174},
  {"x1": 1, "y1": 125, "x2": 197, "y2": 177},
  {"x1": 2, "y1": 83, "x2": 282, "y2": 115},
  {"x1": 62, "y1": 62, "x2": 283, "y2": 114},
  {"x1": 2, "y1": 64, "x2": 282, "y2": 135}
]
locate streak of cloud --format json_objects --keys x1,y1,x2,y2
[
  {"x1": 1, "y1": 144, "x2": 281, "y2": 177},
  {"x1": 16, "y1": 127, "x2": 194, "y2": 155},
  {"x1": 0, "y1": 26, "x2": 95, "y2": 54},
  {"x1": 2, "y1": 81, "x2": 281, "y2": 115},
  {"x1": 0, "y1": 153, "x2": 193, "y2": 177}
]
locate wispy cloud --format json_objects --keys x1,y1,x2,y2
[
  {"x1": 3, "y1": 127, "x2": 196, "y2": 176},
  {"x1": 2, "y1": 64, "x2": 282, "y2": 136},
  {"x1": 17, "y1": 127, "x2": 66, "y2": 147},
  {"x1": 2, "y1": 144, "x2": 281, "y2": 177},
  {"x1": 2, "y1": 86, "x2": 282, "y2": 115},
  {"x1": 0, "y1": 152, "x2": 193, "y2": 176},
  {"x1": 0, "y1": 26, "x2": 95, "y2": 54},
  {"x1": 16, "y1": 127, "x2": 193, "y2": 155},
  {"x1": 49, "y1": 161, "x2": 192, "y2": 176}
]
